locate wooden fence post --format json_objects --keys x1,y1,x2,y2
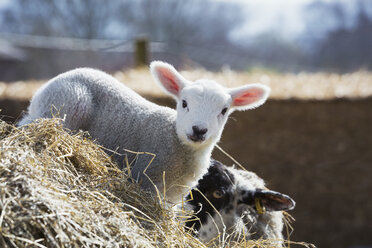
[{"x1": 134, "y1": 37, "x2": 148, "y2": 67}]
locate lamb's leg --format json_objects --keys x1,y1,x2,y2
[{"x1": 17, "y1": 114, "x2": 33, "y2": 127}]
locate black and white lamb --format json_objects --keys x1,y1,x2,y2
[
  {"x1": 185, "y1": 160, "x2": 295, "y2": 245},
  {"x1": 18, "y1": 61, "x2": 270, "y2": 203}
]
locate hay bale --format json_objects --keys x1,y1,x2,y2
[{"x1": 0, "y1": 118, "x2": 309, "y2": 248}]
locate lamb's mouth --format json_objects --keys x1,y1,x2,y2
[{"x1": 187, "y1": 134, "x2": 206, "y2": 143}]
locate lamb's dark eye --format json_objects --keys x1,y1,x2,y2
[
  {"x1": 221, "y1": 107, "x2": 228, "y2": 115},
  {"x1": 182, "y1": 100, "x2": 188, "y2": 108},
  {"x1": 213, "y1": 190, "x2": 224, "y2": 199}
]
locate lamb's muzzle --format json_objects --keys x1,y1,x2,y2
[{"x1": 188, "y1": 125, "x2": 208, "y2": 142}]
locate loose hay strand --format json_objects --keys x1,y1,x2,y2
[{"x1": 216, "y1": 144, "x2": 246, "y2": 171}]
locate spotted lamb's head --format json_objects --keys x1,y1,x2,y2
[{"x1": 185, "y1": 160, "x2": 295, "y2": 245}]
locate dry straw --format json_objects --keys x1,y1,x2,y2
[
  {"x1": 0, "y1": 118, "x2": 312, "y2": 247},
  {"x1": 1, "y1": 69, "x2": 372, "y2": 101}
]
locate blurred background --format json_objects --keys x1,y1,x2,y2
[
  {"x1": 1, "y1": 0, "x2": 372, "y2": 79},
  {"x1": 0, "y1": 0, "x2": 371, "y2": 248}
]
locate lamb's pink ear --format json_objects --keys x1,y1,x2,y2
[
  {"x1": 150, "y1": 61, "x2": 187, "y2": 98},
  {"x1": 229, "y1": 84, "x2": 270, "y2": 111}
]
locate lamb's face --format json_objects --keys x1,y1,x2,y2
[
  {"x1": 185, "y1": 160, "x2": 295, "y2": 243},
  {"x1": 185, "y1": 161, "x2": 249, "y2": 241},
  {"x1": 150, "y1": 61, "x2": 271, "y2": 148},
  {"x1": 176, "y1": 80, "x2": 231, "y2": 147}
]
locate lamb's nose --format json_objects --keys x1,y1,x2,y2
[{"x1": 192, "y1": 126, "x2": 208, "y2": 136}]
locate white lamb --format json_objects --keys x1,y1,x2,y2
[{"x1": 18, "y1": 61, "x2": 270, "y2": 203}]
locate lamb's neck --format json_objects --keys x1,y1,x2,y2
[
  {"x1": 188, "y1": 143, "x2": 214, "y2": 180},
  {"x1": 164, "y1": 143, "x2": 214, "y2": 203},
  {"x1": 194, "y1": 145, "x2": 213, "y2": 166}
]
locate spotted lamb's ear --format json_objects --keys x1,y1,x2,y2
[
  {"x1": 255, "y1": 190, "x2": 295, "y2": 212},
  {"x1": 150, "y1": 61, "x2": 188, "y2": 99},
  {"x1": 228, "y1": 84, "x2": 270, "y2": 111}
]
